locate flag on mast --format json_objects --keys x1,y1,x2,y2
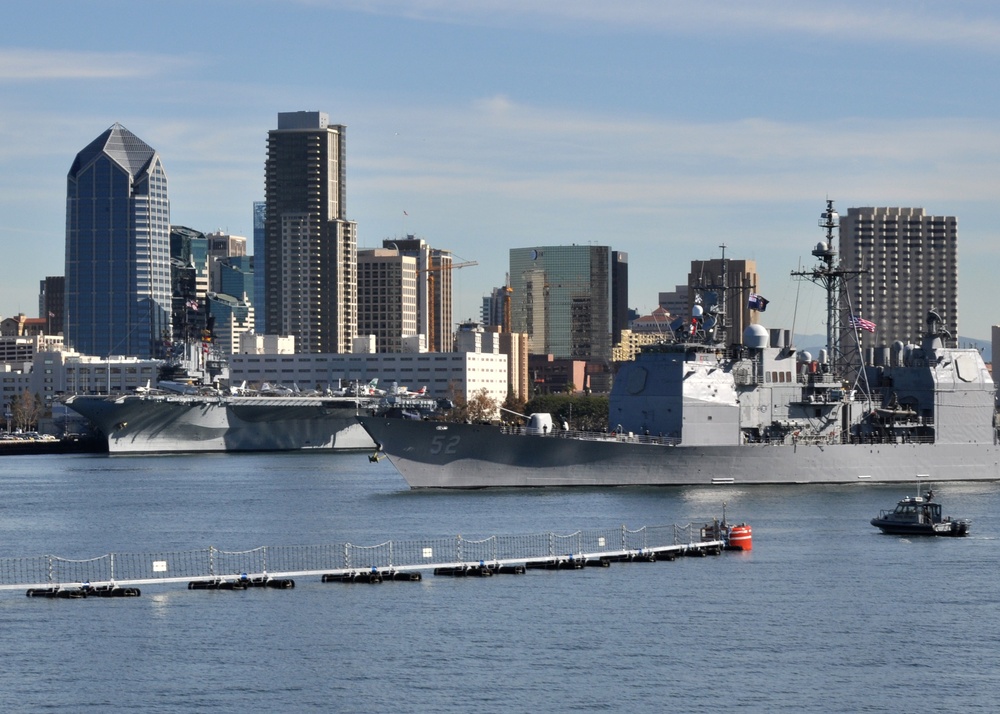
[{"x1": 849, "y1": 315, "x2": 876, "y2": 333}]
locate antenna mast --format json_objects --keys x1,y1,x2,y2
[{"x1": 790, "y1": 200, "x2": 864, "y2": 375}]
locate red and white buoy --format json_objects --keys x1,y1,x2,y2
[{"x1": 727, "y1": 523, "x2": 753, "y2": 551}]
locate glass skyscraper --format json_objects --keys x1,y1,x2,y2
[
  {"x1": 65, "y1": 123, "x2": 172, "y2": 358},
  {"x1": 509, "y1": 245, "x2": 616, "y2": 361}
]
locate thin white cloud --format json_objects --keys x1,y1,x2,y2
[
  {"x1": 0, "y1": 48, "x2": 198, "y2": 80},
  {"x1": 349, "y1": 96, "x2": 1000, "y2": 208},
  {"x1": 321, "y1": 0, "x2": 1000, "y2": 51}
]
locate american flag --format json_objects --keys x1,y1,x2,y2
[{"x1": 849, "y1": 315, "x2": 876, "y2": 333}]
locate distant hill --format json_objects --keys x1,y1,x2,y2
[{"x1": 793, "y1": 334, "x2": 991, "y2": 364}]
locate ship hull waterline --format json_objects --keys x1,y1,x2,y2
[
  {"x1": 67, "y1": 395, "x2": 375, "y2": 454},
  {"x1": 358, "y1": 417, "x2": 1000, "y2": 489}
]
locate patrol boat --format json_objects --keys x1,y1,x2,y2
[{"x1": 870, "y1": 490, "x2": 970, "y2": 536}]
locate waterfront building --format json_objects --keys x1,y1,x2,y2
[
  {"x1": 264, "y1": 111, "x2": 357, "y2": 353},
  {"x1": 839, "y1": 207, "x2": 959, "y2": 348},
  {"x1": 228, "y1": 350, "x2": 508, "y2": 405},
  {"x1": 65, "y1": 123, "x2": 172, "y2": 358}
]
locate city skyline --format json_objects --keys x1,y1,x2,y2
[{"x1": 3, "y1": 2, "x2": 1000, "y2": 340}]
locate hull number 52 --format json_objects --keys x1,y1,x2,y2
[{"x1": 430, "y1": 435, "x2": 460, "y2": 455}]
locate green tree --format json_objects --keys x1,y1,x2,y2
[{"x1": 523, "y1": 394, "x2": 609, "y2": 432}]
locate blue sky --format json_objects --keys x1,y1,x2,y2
[{"x1": 2, "y1": 0, "x2": 999, "y2": 340}]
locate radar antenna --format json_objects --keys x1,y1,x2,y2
[{"x1": 790, "y1": 200, "x2": 865, "y2": 375}]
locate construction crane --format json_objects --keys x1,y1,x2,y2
[{"x1": 417, "y1": 260, "x2": 478, "y2": 351}]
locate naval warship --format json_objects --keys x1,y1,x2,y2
[{"x1": 359, "y1": 202, "x2": 1000, "y2": 488}]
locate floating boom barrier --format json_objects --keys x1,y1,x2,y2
[{"x1": 0, "y1": 521, "x2": 750, "y2": 599}]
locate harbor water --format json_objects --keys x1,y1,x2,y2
[{"x1": 1, "y1": 452, "x2": 998, "y2": 712}]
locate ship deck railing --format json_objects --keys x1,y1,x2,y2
[
  {"x1": 0, "y1": 524, "x2": 724, "y2": 593},
  {"x1": 499, "y1": 425, "x2": 682, "y2": 446}
]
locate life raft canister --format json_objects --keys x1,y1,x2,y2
[{"x1": 728, "y1": 524, "x2": 753, "y2": 551}]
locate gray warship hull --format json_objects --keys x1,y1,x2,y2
[
  {"x1": 358, "y1": 417, "x2": 1000, "y2": 488},
  {"x1": 66, "y1": 394, "x2": 375, "y2": 453}
]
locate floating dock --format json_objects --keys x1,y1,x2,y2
[{"x1": 0, "y1": 522, "x2": 749, "y2": 598}]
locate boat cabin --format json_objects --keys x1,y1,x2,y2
[{"x1": 889, "y1": 496, "x2": 941, "y2": 524}]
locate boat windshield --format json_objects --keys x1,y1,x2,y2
[{"x1": 892, "y1": 500, "x2": 941, "y2": 521}]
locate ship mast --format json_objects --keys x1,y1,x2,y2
[{"x1": 790, "y1": 200, "x2": 864, "y2": 375}]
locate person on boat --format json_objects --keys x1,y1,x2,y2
[{"x1": 925, "y1": 489, "x2": 934, "y2": 501}]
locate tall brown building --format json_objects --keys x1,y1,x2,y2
[
  {"x1": 839, "y1": 207, "x2": 958, "y2": 348},
  {"x1": 264, "y1": 111, "x2": 357, "y2": 353}
]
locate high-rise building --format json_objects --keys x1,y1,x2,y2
[
  {"x1": 206, "y1": 231, "x2": 247, "y2": 258},
  {"x1": 839, "y1": 207, "x2": 958, "y2": 348},
  {"x1": 65, "y1": 123, "x2": 172, "y2": 358},
  {"x1": 481, "y1": 285, "x2": 510, "y2": 330},
  {"x1": 169, "y1": 226, "x2": 209, "y2": 347},
  {"x1": 264, "y1": 111, "x2": 357, "y2": 353},
  {"x1": 207, "y1": 292, "x2": 254, "y2": 356},
  {"x1": 611, "y1": 251, "x2": 629, "y2": 345},
  {"x1": 39, "y1": 276, "x2": 65, "y2": 335},
  {"x1": 211, "y1": 255, "x2": 255, "y2": 355},
  {"x1": 509, "y1": 245, "x2": 616, "y2": 361},
  {"x1": 252, "y1": 201, "x2": 266, "y2": 333},
  {"x1": 357, "y1": 248, "x2": 418, "y2": 353},
  {"x1": 385, "y1": 236, "x2": 454, "y2": 352},
  {"x1": 207, "y1": 231, "x2": 251, "y2": 298}
]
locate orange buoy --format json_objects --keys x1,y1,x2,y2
[{"x1": 728, "y1": 524, "x2": 753, "y2": 551}]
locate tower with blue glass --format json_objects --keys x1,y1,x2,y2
[{"x1": 65, "y1": 123, "x2": 172, "y2": 358}]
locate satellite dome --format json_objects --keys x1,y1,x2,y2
[
  {"x1": 743, "y1": 323, "x2": 768, "y2": 349},
  {"x1": 691, "y1": 304, "x2": 704, "y2": 318}
]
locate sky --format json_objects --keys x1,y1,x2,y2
[{"x1": 2, "y1": 0, "x2": 1000, "y2": 341}]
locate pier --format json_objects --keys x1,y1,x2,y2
[{"x1": 0, "y1": 522, "x2": 742, "y2": 598}]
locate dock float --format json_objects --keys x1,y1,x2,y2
[{"x1": 0, "y1": 520, "x2": 749, "y2": 599}]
